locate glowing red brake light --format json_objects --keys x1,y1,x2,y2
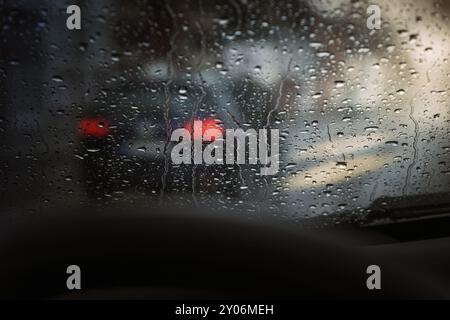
[
  {"x1": 184, "y1": 118, "x2": 224, "y2": 142},
  {"x1": 78, "y1": 117, "x2": 110, "y2": 138}
]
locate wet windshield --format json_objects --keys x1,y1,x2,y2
[{"x1": 1, "y1": 0, "x2": 450, "y2": 223}]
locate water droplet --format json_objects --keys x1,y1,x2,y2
[
  {"x1": 52, "y1": 75, "x2": 64, "y2": 82},
  {"x1": 385, "y1": 141, "x2": 399, "y2": 146}
]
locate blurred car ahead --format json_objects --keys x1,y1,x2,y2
[{"x1": 77, "y1": 79, "x2": 246, "y2": 199}]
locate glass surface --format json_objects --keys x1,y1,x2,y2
[{"x1": 1, "y1": 0, "x2": 450, "y2": 223}]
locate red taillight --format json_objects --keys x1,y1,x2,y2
[
  {"x1": 78, "y1": 117, "x2": 110, "y2": 138},
  {"x1": 184, "y1": 118, "x2": 224, "y2": 142}
]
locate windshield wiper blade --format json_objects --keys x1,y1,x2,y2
[{"x1": 366, "y1": 192, "x2": 450, "y2": 222}]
